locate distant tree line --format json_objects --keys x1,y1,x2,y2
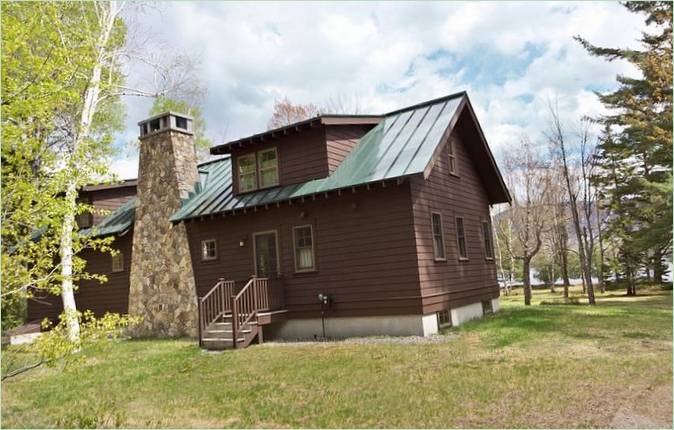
[{"x1": 494, "y1": 2, "x2": 672, "y2": 304}]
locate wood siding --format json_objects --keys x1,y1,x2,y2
[
  {"x1": 186, "y1": 182, "x2": 422, "y2": 318},
  {"x1": 325, "y1": 124, "x2": 373, "y2": 174},
  {"x1": 410, "y1": 130, "x2": 499, "y2": 315},
  {"x1": 88, "y1": 186, "x2": 137, "y2": 224},
  {"x1": 26, "y1": 232, "x2": 133, "y2": 323}
]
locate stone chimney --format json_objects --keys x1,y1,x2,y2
[{"x1": 128, "y1": 112, "x2": 199, "y2": 337}]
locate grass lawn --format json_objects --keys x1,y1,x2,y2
[{"x1": 2, "y1": 285, "x2": 672, "y2": 428}]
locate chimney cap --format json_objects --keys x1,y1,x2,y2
[{"x1": 138, "y1": 111, "x2": 194, "y2": 138}]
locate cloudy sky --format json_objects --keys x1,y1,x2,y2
[{"x1": 112, "y1": 1, "x2": 646, "y2": 179}]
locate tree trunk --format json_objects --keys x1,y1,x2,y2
[
  {"x1": 654, "y1": 249, "x2": 664, "y2": 284},
  {"x1": 595, "y1": 206, "x2": 606, "y2": 293},
  {"x1": 560, "y1": 246, "x2": 571, "y2": 288},
  {"x1": 57, "y1": 1, "x2": 120, "y2": 342},
  {"x1": 523, "y1": 258, "x2": 532, "y2": 306},
  {"x1": 58, "y1": 179, "x2": 80, "y2": 343}
]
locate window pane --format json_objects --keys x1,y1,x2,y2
[
  {"x1": 483, "y1": 222, "x2": 493, "y2": 258},
  {"x1": 259, "y1": 168, "x2": 278, "y2": 188},
  {"x1": 431, "y1": 213, "x2": 445, "y2": 260},
  {"x1": 258, "y1": 149, "x2": 278, "y2": 188},
  {"x1": 202, "y1": 240, "x2": 216, "y2": 260},
  {"x1": 239, "y1": 173, "x2": 256, "y2": 192},
  {"x1": 258, "y1": 149, "x2": 277, "y2": 169},
  {"x1": 112, "y1": 253, "x2": 124, "y2": 272},
  {"x1": 294, "y1": 227, "x2": 314, "y2": 271},
  {"x1": 456, "y1": 218, "x2": 467, "y2": 258},
  {"x1": 238, "y1": 154, "x2": 256, "y2": 174}
]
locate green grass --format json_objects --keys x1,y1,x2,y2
[{"x1": 2, "y1": 285, "x2": 672, "y2": 428}]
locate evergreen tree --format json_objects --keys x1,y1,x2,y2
[{"x1": 576, "y1": 1, "x2": 673, "y2": 293}]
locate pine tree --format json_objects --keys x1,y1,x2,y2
[{"x1": 576, "y1": 1, "x2": 673, "y2": 292}]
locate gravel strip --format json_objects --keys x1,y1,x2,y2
[{"x1": 261, "y1": 333, "x2": 458, "y2": 347}]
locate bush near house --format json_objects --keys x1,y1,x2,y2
[{"x1": 2, "y1": 285, "x2": 671, "y2": 428}]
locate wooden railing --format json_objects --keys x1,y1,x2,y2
[
  {"x1": 197, "y1": 278, "x2": 234, "y2": 346},
  {"x1": 198, "y1": 276, "x2": 285, "y2": 348},
  {"x1": 230, "y1": 276, "x2": 285, "y2": 348}
]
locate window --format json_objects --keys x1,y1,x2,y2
[
  {"x1": 201, "y1": 239, "x2": 217, "y2": 261},
  {"x1": 258, "y1": 148, "x2": 279, "y2": 188},
  {"x1": 437, "y1": 309, "x2": 451, "y2": 328},
  {"x1": 238, "y1": 153, "x2": 257, "y2": 192},
  {"x1": 237, "y1": 147, "x2": 280, "y2": 193},
  {"x1": 112, "y1": 252, "x2": 124, "y2": 272},
  {"x1": 482, "y1": 300, "x2": 493, "y2": 314},
  {"x1": 482, "y1": 221, "x2": 494, "y2": 260},
  {"x1": 431, "y1": 212, "x2": 446, "y2": 261},
  {"x1": 455, "y1": 217, "x2": 467, "y2": 260},
  {"x1": 293, "y1": 225, "x2": 315, "y2": 272},
  {"x1": 76, "y1": 211, "x2": 93, "y2": 229},
  {"x1": 448, "y1": 138, "x2": 458, "y2": 175}
]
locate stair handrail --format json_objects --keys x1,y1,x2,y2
[
  {"x1": 231, "y1": 276, "x2": 266, "y2": 348},
  {"x1": 198, "y1": 278, "x2": 235, "y2": 347}
]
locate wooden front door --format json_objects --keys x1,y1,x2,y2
[{"x1": 253, "y1": 231, "x2": 279, "y2": 277}]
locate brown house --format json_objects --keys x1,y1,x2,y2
[{"x1": 27, "y1": 92, "x2": 510, "y2": 349}]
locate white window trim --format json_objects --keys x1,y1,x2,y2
[
  {"x1": 252, "y1": 229, "x2": 281, "y2": 277},
  {"x1": 292, "y1": 224, "x2": 316, "y2": 273},
  {"x1": 455, "y1": 216, "x2": 468, "y2": 261},
  {"x1": 431, "y1": 211, "x2": 446, "y2": 262},
  {"x1": 257, "y1": 147, "x2": 279, "y2": 188},
  {"x1": 201, "y1": 239, "x2": 218, "y2": 261},
  {"x1": 237, "y1": 152, "x2": 257, "y2": 192},
  {"x1": 111, "y1": 252, "x2": 124, "y2": 273}
]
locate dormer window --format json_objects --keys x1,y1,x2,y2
[
  {"x1": 237, "y1": 147, "x2": 279, "y2": 193},
  {"x1": 258, "y1": 148, "x2": 279, "y2": 188}
]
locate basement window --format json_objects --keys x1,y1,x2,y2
[
  {"x1": 431, "y1": 212, "x2": 446, "y2": 261},
  {"x1": 201, "y1": 239, "x2": 217, "y2": 261},
  {"x1": 437, "y1": 309, "x2": 451, "y2": 328},
  {"x1": 482, "y1": 300, "x2": 493, "y2": 314},
  {"x1": 112, "y1": 252, "x2": 124, "y2": 273}
]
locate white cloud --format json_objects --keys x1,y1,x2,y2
[{"x1": 111, "y1": 1, "x2": 648, "y2": 178}]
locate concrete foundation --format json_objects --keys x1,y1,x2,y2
[
  {"x1": 450, "y1": 301, "x2": 484, "y2": 326},
  {"x1": 267, "y1": 314, "x2": 436, "y2": 339},
  {"x1": 265, "y1": 298, "x2": 502, "y2": 339}
]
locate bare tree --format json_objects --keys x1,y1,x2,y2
[
  {"x1": 548, "y1": 160, "x2": 572, "y2": 298},
  {"x1": 499, "y1": 138, "x2": 550, "y2": 305},
  {"x1": 547, "y1": 104, "x2": 596, "y2": 305},
  {"x1": 267, "y1": 98, "x2": 320, "y2": 129},
  {"x1": 267, "y1": 94, "x2": 365, "y2": 130}
]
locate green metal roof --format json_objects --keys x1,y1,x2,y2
[
  {"x1": 81, "y1": 198, "x2": 136, "y2": 238},
  {"x1": 90, "y1": 91, "x2": 508, "y2": 230},
  {"x1": 170, "y1": 92, "x2": 465, "y2": 222}
]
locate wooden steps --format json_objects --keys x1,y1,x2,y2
[{"x1": 200, "y1": 315, "x2": 260, "y2": 351}]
